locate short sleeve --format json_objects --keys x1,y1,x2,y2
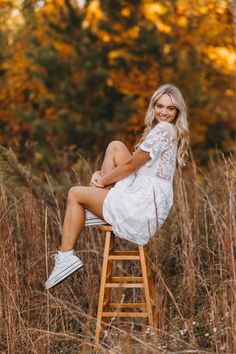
[{"x1": 140, "y1": 122, "x2": 173, "y2": 164}]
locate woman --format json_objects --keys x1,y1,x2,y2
[{"x1": 45, "y1": 84, "x2": 189, "y2": 290}]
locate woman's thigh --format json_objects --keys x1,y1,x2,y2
[{"x1": 69, "y1": 186, "x2": 110, "y2": 219}]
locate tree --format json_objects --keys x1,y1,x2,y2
[{"x1": 0, "y1": 0, "x2": 235, "y2": 169}]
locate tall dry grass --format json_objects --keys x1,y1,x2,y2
[{"x1": 0, "y1": 148, "x2": 235, "y2": 353}]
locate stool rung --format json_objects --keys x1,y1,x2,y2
[
  {"x1": 109, "y1": 303, "x2": 146, "y2": 309},
  {"x1": 109, "y1": 251, "x2": 140, "y2": 260},
  {"x1": 105, "y1": 283, "x2": 144, "y2": 288},
  {"x1": 111, "y1": 276, "x2": 143, "y2": 282},
  {"x1": 102, "y1": 312, "x2": 148, "y2": 318}
]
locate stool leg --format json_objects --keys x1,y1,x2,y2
[
  {"x1": 145, "y1": 251, "x2": 158, "y2": 328},
  {"x1": 145, "y1": 252, "x2": 155, "y2": 305},
  {"x1": 139, "y1": 245, "x2": 154, "y2": 327},
  {"x1": 103, "y1": 235, "x2": 115, "y2": 323},
  {"x1": 95, "y1": 231, "x2": 112, "y2": 343}
]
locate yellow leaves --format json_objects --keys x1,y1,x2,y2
[
  {"x1": 128, "y1": 26, "x2": 140, "y2": 39},
  {"x1": 54, "y1": 41, "x2": 76, "y2": 57},
  {"x1": 225, "y1": 89, "x2": 234, "y2": 97},
  {"x1": 142, "y1": 2, "x2": 171, "y2": 33},
  {"x1": 97, "y1": 25, "x2": 139, "y2": 45},
  {"x1": 35, "y1": 28, "x2": 50, "y2": 45},
  {"x1": 106, "y1": 78, "x2": 113, "y2": 87},
  {"x1": 143, "y1": 2, "x2": 166, "y2": 16},
  {"x1": 190, "y1": 122, "x2": 208, "y2": 145},
  {"x1": 129, "y1": 95, "x2": 147, "y2": 128},
  {"x1": 205, "y1": 46, "x2": 236, "y2": 74},
  {"x1": 0, "y1": 0, "x2": 23, "y2": 37},
  {"x1": 177, "y1": 3, "x2": 188, "y2": 15},
  {"x1": 35, "y1": 31, "x2": 76, "y2": 63},
  {"x1": 108, "y1": 49, "x2": 132, "y2": 65},
  {"x1": 121, "y1": 7, "x2": 131, "y2": 17},
  {"x1": 39, "y1": 0, "x2": 65, "y2": 14},
  {"x1": 176, "y1": 16, "x2": 187, "y2": 27},
  {"x1": 45, "y1": 107, "x2": 57, "y2": 121},
  {"x1": 87, "y1": 0, "x2": 102, "y2": 15},
  {"x1": 102, "y1": 34, "x2": 110, "y2": 43},
  {"x1": 83, "y1": 0, "x2": 104, "y2": 29},
  {"x1": 155, "y1": 20, "x2": 171, "y2": 33},
  {"x1": 197, "y1": 5, "x2": 209, "y2": 15},
  {"x1": 109, "y1": 62, "x2": 159, "y2": 98},
  {"x1": 36, "y1": 0, "x2": 67, "y2": 31},
  {"x1": 82, "y1": 19, "x2": 89, "y2": 29},
  {"x1": 177, "y1": 1, "x2": 226, "y2": 18},
  {"x1": 44, "y1": 0, "x2": 65, "y2": 5},
  {"x1": 163, "y1": 44, "x2": 171, "y2": 55}
]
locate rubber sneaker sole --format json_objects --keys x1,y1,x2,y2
[{"x1": 45, "y1": 260, "x2": 84, "y2": 290}]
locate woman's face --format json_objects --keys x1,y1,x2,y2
[{"x1": 153, "y1": 93, "x2": 177, "y2": 124}]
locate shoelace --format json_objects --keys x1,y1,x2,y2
[
  {"x1": 51, "y1": 253, "x2": 62, "y2": 270},
  {"x1": 51, "y1": 251, "x2": 75, "y2": 263}
]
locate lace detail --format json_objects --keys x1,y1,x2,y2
[
  {"x1": 140, "y1": 121, "x2": 178, "y2": 182},
  {"x1": 103, "y1": 121, "x2": 178, "y2": 245}
]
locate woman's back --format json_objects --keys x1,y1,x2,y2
[{"x1": 138, "y1": 121, "x2": 178, "y2": 183}]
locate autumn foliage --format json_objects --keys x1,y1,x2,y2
[{"x1": 0, "y1": 0, "x2": 235, "y2": 169}]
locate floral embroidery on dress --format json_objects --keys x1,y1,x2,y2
[
  {"x1": 140, "y1": 121, "x2": 178, "y2": 182},
  {"x1": 103, "y1": 121, "x2": 178, "y2": 245}
]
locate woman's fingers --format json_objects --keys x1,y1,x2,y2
[
  {"x1": 89, "y1": 171, "x2": 104, "y2": 188},
  {"x1": 93, "y1": 181, "x2": 104, "y2": 188},
  {"x1": 90, "y1": 180, "x2": 104, "y2": 188}
]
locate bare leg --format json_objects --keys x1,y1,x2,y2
[
  {"x1": 100, "y1": 141, "x2": 131, "y2": 175},
  {"x1": 60, "y1": 141, "x2": 131, "y2": 251}
]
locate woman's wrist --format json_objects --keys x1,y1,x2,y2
[{"x1": 97, "y1": 176, "x2": 105, "y2": 187}]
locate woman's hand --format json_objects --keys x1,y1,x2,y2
[{"x1": 89, "y1": 171, "x2": 104, "y2": 188}]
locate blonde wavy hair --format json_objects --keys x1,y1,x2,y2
[{"x1": 139, "y1": 84, "x2": 190, "y2": 167}]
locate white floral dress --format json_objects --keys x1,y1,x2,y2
[{"x1": 103, "y1": 121, "x2": 178, "y2": 245}]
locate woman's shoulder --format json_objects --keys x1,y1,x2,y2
[{"x1": 154, "y1": 121, "x2": 177, "y2": 138}]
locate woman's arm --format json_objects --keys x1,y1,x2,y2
[{"x1": 97, "y1": 148, "x2": 150, "y2": 187}]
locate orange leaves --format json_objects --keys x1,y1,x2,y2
[
  {"x1": 54, "y1": 42, "x2": 76, "y2": 57},
  {"x1": 109, "y1": 63, "x2": 159, "y2": 98},
  {"x1": 121, "y1": 7, "x2": 131, "y2": 18},
  {"x1": 44, "y1": 107, "x2": 57, "y2": 121},
  {"x1": 34, "y1": 28, "x2": 51, "y2": 45},
  {"x1": 0, "y1": 0, "x2": 235, "y2": 163},
  {"x1": 203, "y1": 46, "x2": 236, "y2": 74}
]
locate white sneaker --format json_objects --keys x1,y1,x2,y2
[
  {"x1": 84, "y1": 209, "x2": 107, "y2": 227},
  {"x1": 45, "y1": 251, "x2": 84, "y2": 289}
]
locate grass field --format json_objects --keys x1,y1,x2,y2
[{"x1": 0, "y1": 149, "x2": 235, "y2": 353}]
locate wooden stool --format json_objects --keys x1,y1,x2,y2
[{"x1": 95, "y1": 225, "x2": 158, "y2": 343}]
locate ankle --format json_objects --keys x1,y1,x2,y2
[{"x1": 59, "y1": 249, "x2": 74, "y2": 256}]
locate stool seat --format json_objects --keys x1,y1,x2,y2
[{"x1": 95, "y1": 224, "x2": 158, "y2": 343}]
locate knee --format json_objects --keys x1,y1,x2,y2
[
  {"x1": 67, "y1": 186, "x2": 82, "y2": 202},
  {"x1": 107, "y1": 140, "x2": 125, "y2": 152}
]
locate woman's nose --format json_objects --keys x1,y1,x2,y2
[{"x1": 161, "y1": 107, "x2": 167, "y2": 114}]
